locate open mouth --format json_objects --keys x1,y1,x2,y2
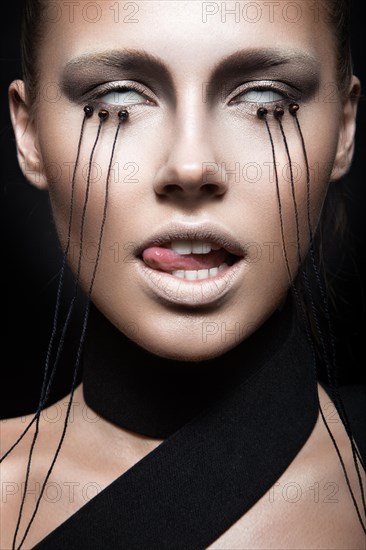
[
  {"x1": 140, "y1": 240, "x2": 242, "y2": 281},
  {"x1": 135, "y1": 226, "x2": 246, "y2": 305}
]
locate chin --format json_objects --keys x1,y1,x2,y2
[
  {"x1": 128, "y1": 316, "x2": 251, "y2": 362},
  {"x1": 136, "y1": 335, "x2": 239, "y2": 362}
]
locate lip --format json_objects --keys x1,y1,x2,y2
[
  {"x1": 134, "y1": 221, "x2": 246, "y2": 307},
  {"x1": 134, "y1": 221, "x2": 246, "y2": 258}
]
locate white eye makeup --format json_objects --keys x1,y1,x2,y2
[
  {"x1": 237, "y1": 89, "x2": 285, "y2": 103},
  {"x1": 102, "y1": 88, "x2": 148, "y2": 106}
]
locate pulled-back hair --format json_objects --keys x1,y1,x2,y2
[{"x1": 21, "y1": 0, "x2": 353, "y2": 110}]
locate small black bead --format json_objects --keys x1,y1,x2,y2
[
  {"x1": 98, "y1": 109, "x2": 110, "y2": 121},
  {"x1": 289, "y1": 103, "x2": 300, "y2": 116},
  {"x1": 118, "y1": 110, "x2": 129, "y2": 121},
  {"x1": 84, "y1": 105, "x2": 94, "y2": 118},
  {"x1": 257, "y1": 107, "x2": 268, "y2": 119},
  {"x1": 274, "y1": 105, "x2": 285, "y2": 119}
]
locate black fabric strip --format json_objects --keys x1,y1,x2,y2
[
  {"x1": 82, "y1": 298, "x2": 293, "y2": 439},
  {"x1": 33, "y1": 300, "x2": 319, "y2": 549}
]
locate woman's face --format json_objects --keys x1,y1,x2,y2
[{"x1": 11, "y1": 0, "x2": 358, "y2": 360}]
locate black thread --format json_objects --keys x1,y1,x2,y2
[
  {"x1": 293, "y1": 108, "x2": 364, "y2": 461},
  {"x1": 275, "y1": 108, "x2": 302, "y2": 267},
  {"x1": 261, "y1": 113, "x2": 293, "y2": 283},
  {"x1": 319, "y1": 406, "x2": 366, "y2": 532},
  {"x1": 291, "y1": 107, "x2": 366, "y2": 511},
  {"x1": 283, "y1": 106, "x2": 365, "y2": 527},
  {"x1": 0, "y1": 109, "x2": 92, "y2": 465},
  {"x1": 258, "y1": 106, "x2": 365, "y2": 532},
  {"x1": 12, "y1": 110, "x2": 106, "y2": 550},
  {"x1": 15, "y1": 113, "x2": 125, "y2": 549}
]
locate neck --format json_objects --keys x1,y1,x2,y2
[{"x1": 82, "y1": 299, "x2": 293, "y2": 438}]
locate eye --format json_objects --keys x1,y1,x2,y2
[
  {"x1": 101, "y1": 88, "x2": 150, "y2": 106},
  {"x1": 235, "y1": 88, "x2": 285, "y2": 103}
]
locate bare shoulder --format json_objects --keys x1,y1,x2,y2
[
  {"x1": 274, "y1": 384, "x2": 366, "y2": 549},
  {"x1": 294, "y1": 384, "x2": 365, "y2": 547},
  {"x1": 208, "y1": 384, "x2": 366, "y2": 550},
  {"x1": 0, "y1": 392, "x2": 91, "y2": 549},
  {"x1": 0, "y1": 386, "x2": 161, "y2": 548},
  {"x1": 0, "y1": 409, "x2": 55, "y2": 549},
  {"x1": 0, "y1": 408, "x2": 55, "y2": 485},
  {"x1": 1, "y1": 415, "x2": 34, "y2": 548},
  {"x1": 1, "y1": 410, "x2": 38, "y2": 458}
]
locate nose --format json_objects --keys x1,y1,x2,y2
[{"x1": 153, "y1": 102, "x2": 228, "y2": 204}]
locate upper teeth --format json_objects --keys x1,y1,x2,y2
[{"x1": 170, "y1": 240, "x2": 219, "y2": 255}]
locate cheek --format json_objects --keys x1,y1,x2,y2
[
  {"x1": 33, "y1": 103, "x2": 340, "y2": 360},
  {"x1": 250, "y1": 108, "x2": 339, "y2": 238},
  {"x1": 218, "y1": 110, "x2": 337, "y2": 245},
  {"x1": 40, "y1": 110, "x2": 335, "y2": 279},
  {"x1": 38, "y1": 115, "x2": 123, "y2": 253},
  {"x1": 38, "y1": 101, "x2": 339, "y2": 239}
]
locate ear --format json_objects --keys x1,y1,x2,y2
[
  {"x1": 330, "y1": 76, "x2": 361, "y2": 182},
  {"x1": 8, "y1": 80, "x2": 48, "y2": 190}
]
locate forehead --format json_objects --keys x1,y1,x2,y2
[{"x1": 39, "y1": 0, "x2": 336, "y2": 82}]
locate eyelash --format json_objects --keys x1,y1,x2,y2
[
  {"x1": 85, "y1": 79, "x2": 298, "y2": 112},
  {"x1": 228, "y1": 81, "x2": 297, "y2": 107},
  {"x1": 86, "y1": 81, "x2": 155, "y2": 112}
]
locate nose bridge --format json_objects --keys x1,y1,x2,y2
[
  {"x1": 165, "y1": 86, "x2": 216, "y2": 182},
  {"x1": 153, "y1": 81, "x2": 229, "y2": 201}
]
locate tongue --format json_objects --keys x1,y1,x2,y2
[{"x1": 142, "y1": 246, "x2": 229, "y2": 272}]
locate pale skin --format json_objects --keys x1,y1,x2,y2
[
  {"x1": 1, "y1": 386, "x2": 365, "y2": 548},
  {"x1": 1, "y1": 0, "x2": 364, "y2": 548}
]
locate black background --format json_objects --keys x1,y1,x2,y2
[{"x1": 1, "y1": 1, "x2": 365, "y2": 419}]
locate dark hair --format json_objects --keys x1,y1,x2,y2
[
  {"x1": 323, "y1": 0, "x2": 354, "y2": 98},
  {"x1": 19, "y1": 0, "x2": 356, "y2": 361},
  {"x1": 19, "y1": 0, "x2": 355, "y2": 371},
  {"x1": 10, "y1": 0, "x2": 365, "y2": 541},
  {"x1": 21, "y1": 0, "x2": 353, "y2": 110}
]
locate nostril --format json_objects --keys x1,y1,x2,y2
[
  {"x1": 158, "y1": 183, "x2": 219, "y2": 195},
  {"x1": 163, "y1": 184, "x2": 183, "y2": 194},
  {"x1": 202, "y1": 183, "x2": 224, "y2": 195}
]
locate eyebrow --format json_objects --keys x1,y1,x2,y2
[
  {"x1": 61, "y1": 49, "x2": 174, "y2": 97},
  {"x1": 210, "y1": 48, "x2": 319, "y2": 83},
  {"x1": 61, "y1": 47, "x2": 320, "y2": 100}
]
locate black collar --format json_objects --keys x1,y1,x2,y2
[
  {"x1": 83, "y1": 297, "x2": 298, "y2": 438},
  {"x1": 34, "y1": 297, "x2": 319, "y2": 549}
]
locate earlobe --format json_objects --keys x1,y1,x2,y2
[
  {"x1": 8, "y1": 80, "x2": 48, "y2": 190},
  {"x1": 330, "y1": 76, "x2": 361, "y2": 182}
]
